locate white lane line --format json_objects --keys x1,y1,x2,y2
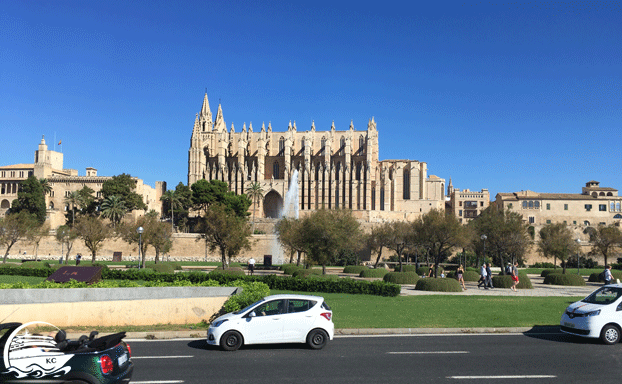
[
  {"x1": 131, "y1": 381, "x2": 184, "y2": 383},
  {"x1": 132, "y1": 355, "x2": 193, "y2": 359},
  {"x1": 126, "y1": 338, "x2": 201, "y2": 342},
  {"x1": 448, "y1": 375, "x2": 556, "y2": 380},
  {"x1": 388, "y1": 351, "x2": 469, "y2": 354},
  {"x1": 336, "y1": 333, "x2": 535, "y2": 338}
]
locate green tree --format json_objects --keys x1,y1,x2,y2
[
  {"x1": 537, "y1": 222, "x2": 579, "y2": 274},
  {"x1": 0, "y1": 211, "x2": 39, "y2": 263},
  {"x1": 101, "y1": 173, "x2": 147, "y2": 211},
  {"x1": 64, "y1": 191, "x2": 82, "y2": 226},
  {"x1": 589, "y1": 224, "x2": 622, "y2": 267},
  {"x1": 384, "y1": 221, "x2": 416, "y2": 272},
  {"x1": 365, "y1": 222, "x2": 393, "y2": 268},
  {"x1": 55, "y1": 225, "x2": 79, "y2": 263},
  {"x1": 100, "y1": 195, "x2": 127, "y2": 228},
  {"x1": 196, "y1": 204, "x2": 252, "y2": 268},
  {"x1": 120, "y1": 214, "x2": 173, "y2": 267},
  {"x1": 160, "y1": 190, "x2": 181, "y2": 231},
  {"x1": 11, "y1": 175, "x2": 46, "y2": 224},
  {"x1": 27, "y1": 222, "x2": 50, "y2": 258},
  {"x1": 76, "y1": 186, "x2": 97, "y2": 214},
  {"x1": 299, "y1": 209, "x2": 362, "y2": 274},
  {"x1": 74, "y1": 216, "x2": 112, "y2": 262},
  {"x1": 276, "y1": 217, "x2": 305, "y2": 265},
  {"x1": 191, "y1": 179, "x2": 251, "y2": 219},
  {"x1": 39, "y1": 178, "x2": 52, "y2": 196},
  {"x1": 415, "y1": 209, "x2": 467, "y2": 278},
  {"x1": 246, "y1": 182, "x2": 264, "y2": 232}
]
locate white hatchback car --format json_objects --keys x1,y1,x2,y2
[
  {"x1": 207, "y1": 294, "x2": 334, "y2": 351},
  {"x1": 560, "y1": 284, "x2": 622, "y2": 344}
]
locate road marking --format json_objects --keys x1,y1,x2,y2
[
  {"x1": 448, "y1": 375, "x2": 556, "y2": 380},
  {"x1": 388, "y1": 351, "x2": 468, "y2": 354},
  {"x1": 132, "y1": 355, "x2": 194, "y2": 359},
  {"x1": 131, "y1": 381, "x2": 184, "y2": 383},
  {"x1": 336, "y1": 333, "x2": 536, "y2": 338},
  {"x1": 126, "y1": 338, "x2": 201, "y2": 342}
]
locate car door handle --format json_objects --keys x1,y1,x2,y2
[{"x1": 272, "y1": 317, "x2": 281, "y2": 320}]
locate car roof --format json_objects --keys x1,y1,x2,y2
[{"x1": 262, "y1": 294, "x2": 325, "y2": 302}]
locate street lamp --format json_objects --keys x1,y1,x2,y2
[
  {"x1": 481, "y1": 234, "x2": 487, "y2": 264},
  {"x1": 576, "y1": 238, "x2": 581, "y2": 275},
  {"x1": 137, "y1": 226, "x2": 144, "y2": 269}
]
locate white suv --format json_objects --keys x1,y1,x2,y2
[
  {"x1": 207, "y1": 294, "x2": 334, "y2": 351},
  {"x1": 561, "y1": 284, "x2": 622, "y2": 344}
]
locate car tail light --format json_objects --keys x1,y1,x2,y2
[
  {"x1": 126, "y1": 344, "x2": 131, "y2": 357},
  {"x1": 320, "y1": 312, "x2": 332, "y2": 321},
  {"x1": 100, "y1": 355, "x2": 114, "y2": 374}
]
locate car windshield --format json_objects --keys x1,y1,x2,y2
[
  {"x1": 582, "y1": 287, "x2": 622, "y2": 305},
  {"x1": 233, "y1": 298, "x2": 266, "y2": 314}
]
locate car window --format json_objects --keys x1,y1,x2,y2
[
  {"x1": 253, "y1": 300, "x2": 285, "y2": 316},
  {"x1": 287, "y1": 300, "x2": 317, "y2": 313},
  {"x1": 321, "y1": 301, "x2": 331, "y2": 311},
  {"x1": 583, "y1": 287, "x2": 622, "y2": 305},
  {"x1": 235, "y1": 298, "x2": 265, "y2": 314}
]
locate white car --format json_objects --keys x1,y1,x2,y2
[
  {"x1": 207, "y1": 294, "x2": 334, "y2": 351},
  {"x1": 560, "y1": 284, "x2": 622, "y2": 344}
]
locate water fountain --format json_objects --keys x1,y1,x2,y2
[{"x1": 270, "y1": 170, "x2": 299, "y2": 264}]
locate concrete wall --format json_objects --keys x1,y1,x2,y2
[{"x1": 0, "y1": 287, "x2": 237, "y2": 327}]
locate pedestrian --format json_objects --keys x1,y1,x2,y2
[
  {"x1": 248, "y1": 257, "x2": 256, "y2": 276},
  {"x1": 505, "y1": 262, "x2": 512, "y2": 275},
  {"x1": 457, "y1": 264, "x2": 466, "y2": 290},
  {"x1": 428, "y1": 264, "x2": 435, "y2": 278},
  {"x1": 478, "y1": 263, "x2": 487, "y2": 289},
  {"x1": 485, "y1": 263, "x2": 493, "y2": 289},
  {"x1": 511, "y1": 261, "x2": 520, "y2": 292},
  {"x1": 59, "y1": 256, "x2": 63, "y2": 265},
  {"x1": 76, "y1": 253, "x2": 82, "y2": 266},
  {"x1": 604, "y1": 265, "x2": 613, "y2": 285}
]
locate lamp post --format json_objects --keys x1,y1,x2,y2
[
  {"x1": 576, "y1": 238, "x2": 581, "y2": 275},
  {"x1": 137, "y1": 226, "x2": 144, "y2": 269},
  {"x1": 481, "y1": 234, "x2": 487, "y2": 265}
]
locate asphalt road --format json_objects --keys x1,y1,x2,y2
[{"x1": 127, "y1": 331, "x2": 621, "y2": 384}]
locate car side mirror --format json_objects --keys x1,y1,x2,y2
[{"x1": 248, "y1": 311, "x2": 256, "y2": 318}]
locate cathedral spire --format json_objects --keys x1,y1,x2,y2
[
  {"x1": 214, "y1": 103, "x2": 225, "y2": 132},
  {"x1": 200, "y1": 93, "x2": 211, "y2": 119}
]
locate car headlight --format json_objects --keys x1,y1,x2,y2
[
  {"x1": 212, "y1": 319, "x2": 228, "y2": 327},
  {"x1": 586, "y1": 310, "x2": 601, "y2": 317}
]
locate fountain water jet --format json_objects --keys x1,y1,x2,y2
[{"x1": 270, "y1": 170, "x2": 299, "y2": 264}]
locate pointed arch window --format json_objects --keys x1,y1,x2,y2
[
  {"x1": 279, "y1": 137, "x2": 285, "y2": 156},
  {"x1": 340, "y1": 137, "x2": 345, "y2": 156},
  {"x1": 301, "y1": 138, "x2": 305, "y2": 152},
  {"x1": 321, "y1": 137, "x2": 326, "y2": 155},
  {"x1": 273, "y1": 161, "x2": 280, "y2": 179},
  {"x1": 403, "y1": 167, "x2": 410, "y2": 200},
  {"x1": 359, "y1": 136, "x2": 365, "y2": 153}
]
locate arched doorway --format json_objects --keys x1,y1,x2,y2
[
  {"x1": 263, "y1": 190, "x2": 283, "y2": 218},
  {"x1": 0, "y1": 199, "x2": 10, "y2": 209}
]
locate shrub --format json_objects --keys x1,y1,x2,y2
[
  {"x1": 466, "y1": 267, "x2": 478, "y2": 272},
  {"x1": 343, "y1": 265, "x2": 368, "y2": 274},
  {"x1": 282, "y1": 265, "x2": 301, "y2": 276},
  {"x1": 306, "y1": 274, "x2": 340, "y2": 281},
  {"x1": 393, "y1": 265, "x2": 417, "y2": 272},
  {"x1": 531, "y1": 262, "x2": 556, "y2": 269},
  {"x1": 448, "y1": 270, "x2": 479, "y2": 281},
  {"x1": 588, "y1": 270, "x2": 622, "y2": 283},
  {"x1": 492, "y1": 273, "x2": 533, "y2": 289},
  {"x1": 292, "y1": 269, "x2": 322, "y2": 278},
  {"x1": 383, "y1": 272, "x2": 419, "y2": 284},
  {"x1": 359, "y1": 268, "x2": 388, "y2": 278},
  {"x1": 544, "y1": 273, "x2": 586, "y2": 286},
  {"x1": 416, "y1": 266, "x2": 444, "y2": 277},
  {"x1": 540, "y1": 269, "x2": 562, "y2": 277},
  {"x1": 209, "y1": 268, "x2": 246, "y2": 278},
  {"x1": 279, "y1": 264, "x2": 296, "y2": 271},
  {"x1": 21, "y1": 261, "x2": 51, "y2": 269},
  {"x1": 146, "y1": 263, "x2": 175, "y2": 274},
  {"x1": 222, "y1": 280, "x2": 270, "y2": 313},
  {"x1": 414, "y1": 278, "x2": 462, "y2": 292},
  {"x1": 78, "y1": 262, "x2": 110, "y2": 270}
]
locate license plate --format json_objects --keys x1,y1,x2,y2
[
  {"x1": 564, "y1": 322, "x2": 575, "y2": 328},
  {"x1": 118, "y1": 353, "x2": 128, "y2": 366}
]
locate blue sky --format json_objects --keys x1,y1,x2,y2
[{"x1": 1, "y1": 1, "x2": 620, "y2": 198}]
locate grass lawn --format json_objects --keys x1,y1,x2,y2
[
  {"x1": 0, "y1": 275, "x2": 47, "y2": 284},
  {"x1": 271, "y1": 290, "x2": 582, "y2": 329}
]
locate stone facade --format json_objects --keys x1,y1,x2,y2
[
  {"x1": 446, "y1": 179, "x2": 490, "y2": 224},
  {"x1": 0, "y1": 136, "x2": 165, "y2": 229},
  {"x1": 188, "y1": 94, "x2": 445, "y2": 222}
]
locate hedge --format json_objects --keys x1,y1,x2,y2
[
  {"x1": 146, "y1": 263, "x2": 175, "y2": 274},
  {"x1": 417, "y1": 266, "x2": 444, "y2": 277},
  {"x1": 209, "y1": 268, "x2": 246, "y2": 278},
  {"x1": 447, "y1": 270, "x2": 480, "y2": 282},
  {"x1": 392, "y1": 265, "x2": 417, "y2": 273},
  {"x1": 543, "y1": 273, "x2": 586, "y2": 286},
  {"x1": 343, "y1": 266, "x2": 368, "y2": 274},
  {"x1": 414, "y1": 278, "x2": 462, "y2": 292},
  {"x1": 383, "y1": 272, "x2": 419, "y2": 284},
  {"x1": 282, "y1": 265, "x2": 301, "y2": 276},
  {"x1": 540, "y1": 269, "x2": 562, "y2": 277},
  {"x1": 492, "y1": 273, "x2": 533, "y2": 289},
  {"x1": 359, "y1": 268, "x2": 389, "y2": 278},
  {"x1": 588, "y1": 270, "x2": 622, "y2": 283},
  {"x1": 21, "y1": 261, "x2": 51, "y2": 269},
  {"x1": 292, "y1": 269, "x2": 322, "y2": 278}
]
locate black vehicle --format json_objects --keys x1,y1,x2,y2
[{"x1": 0, "y1": 321, "x2": 133, "y2": 384}]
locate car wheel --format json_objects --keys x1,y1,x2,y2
[
  {"x1": 306, "y1": 329, "x2": 328, "y2": 350},
  {"x1": 220, "y1": 331, "x2": 243, "y2": 351},
  {"x1": 601, "y1": 325, "x2": 621, "y2": 345}
]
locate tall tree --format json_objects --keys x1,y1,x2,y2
[
  {"x1": 160, "y1": 190, "x2": 181, "y2": 231},
  {"x1": 120, "y1": 213, "x2": 173, "y2": 267},
  {"x1": 589, "y1": 224, "x2": 622, "y2": 267},
  {"x1": 365, "y1": 222, "x2": 393, "y2": 268},
  {"x1": 0, "y1": 211, "x2": 39, "y2": 263},
  {"x1": 74, "y1": 216, "x2": 112, "y2": 262},
  {"x1": 299, "y1": 209, "x2": 362, "y2": 274},
  {"x1": 11, "y1": 175, "x2": 46, "y2": 224},
  {"x1": 276, "y1": 217, "x2": 305, "y2": 265},
  {"x1": 246, "y1": 182, "x2": 264, "y2": 232},
  {"x1": 537, "y1": 222, "x2": 579, "y2": 274},
  {"x1": 415, "y1": 209, "x2": 467, "y2": 277},
  {"x1": 64, "y1": 191, "x2": 82, "y2": 226},
  {"x1": 100, "y1": 173, "x2": 147, "y2": 211},
  {"x1": 197, "y1": 204, "x2": 252, "y2": 268},
  {"x1": 100, "y1": 195, "x2": 128, "y2": 228},
  {"x1": 27, "y1": 222, "x2": 50, "y2": 258},
  {"x1": 38, "y1": 178, "x2": 52, "y2": 196},
  {"x1": 55, "y1": 225, "x2": 79, "y2": 263},
  {"x1": 384, "y1": 221, "x2": 416, "y2": 272}
]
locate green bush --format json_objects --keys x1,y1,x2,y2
[
  {"x1": 21, "y1": 261, "x2": 51, "y2": 269},
  {"x1": 209, "y1": 268, "x2": 246, "y2": 278},
  {"x1": 416, "y1": 266, "x2": 444, "y2": 277},
  {"x1": 531, "y1": 262, "x2": 556, "y2": 268},
  {"x1": 292, "y1": 269, "x2": 322, "y2": 278},
  {"x1": 463, "y1": 270, "x2": 480, "y2": 282},
  {"x1": 360, "y1": 268, "x2": 389, "y2": 278},
  {"x1": 544, "y1": 273, "x2": 586, "y2": 286},
  {"x1": 282, "y1": 265, "x2": 301, "y2": 276},
  {"x1": 466, "y1": 267, "x2": 478, "y2": 272},
  {"x1": 343, "y1": 265, "x2": 368, "y2": 274},
  {"x1": 540, "y1": 269, "x2": 562, "y2": 277},
  {"x1": 492, "y1": 273, "x2": 533, "y2": 289},
  {"x1": 279, "y1": 263, "x2": 296, "y2": 271},
  {"x1": 414, "y1": 277, "x2": 462, "y2": 292},
  {"x1": 588, "y1": 270, "x2": 622, "y2": 283},
  {"x1": 222, "y1": 280, "x2": 270, "y2": 313},
  {"x1": 393, "y1": 265, "x2": 417, "y2": 272},
  {"x1": 76, "y1": 262, "x2": 110, "y2": 270},
  {"x1": 306, "y1": 274, "x2": 340, "y2": 281},
  {"x1": 146, "y1": 263, "x2": 175, "y2": 274},
  {"x1": 383, "y1": 272, "x2": 419, "y2": 284}
]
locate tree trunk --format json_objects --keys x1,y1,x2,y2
[
  {"x1": 397, "y1": 251, "x2": 403, "y2": 272},
  {"x1": 155, "y1": 249, "x2": 160, "y2": 264},
  {"x1": 221, "y1": 247, "x2": 227, "y2": 269},
  {"x1": 91, "y1": 252, "x2": 96, "y2": 263},
  {"x1": 322, "y1": 264, "x2": 326, "y2": 275},
  {"x1": 373, "y1": 247, "x2": 384, "y2": 268},
  {"x1": 296, "y1": 251, "x2": 302, "y2": 266}
]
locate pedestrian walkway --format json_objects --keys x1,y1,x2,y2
[{"x1": 400, "y1": 274, "x2": 600, "y2": 297}]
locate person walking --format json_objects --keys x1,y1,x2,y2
[
  {"x1": 457, "y1": 264, "x2": 466, "y2": 290},
  {"x1": 478, "y1": 263, "x2": 487, "y2": 289},
  {"x1": 75, "y1": 253, "x2": 81, "y2": 266},
  {"x1": 248, "y1": 257, "x2": 256, "y2": 276},
  {"x1": 485, "y1": 263, "x2": 493, "y2": 289},
  {"x1": 604, "y1": 265, "x2": 614, "y2": 285},
  {"x1": 511, "y1": 261, "x2": 520, "y2": 292}
]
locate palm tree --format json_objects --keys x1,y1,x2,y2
[
  {"x1": 100, "y1": 195, "x2": 127, "y2": 228},
  {"x1": 246, "y1": 182, "x2": 264, "y2": 233},
  {"x1": 64, "y1": 191, "x2": 82, "y2": 226},
  {"x1": 160, "y1": 190, "x2": 180, "y2": 232},
  {"x1": 38, "y1": 178, "x2": 52, "y2": 195}
]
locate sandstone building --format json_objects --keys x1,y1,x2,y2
[
  {"x1": 446, "y1": 178, "x2": 490, "y2": 224},
  {"x1": 188, "y1": 94, "x2": 446, "y2": 222},
  {"x1": 0, "y1": 136, "x2": 164, "y2": 228}
]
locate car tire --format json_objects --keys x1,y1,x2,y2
[
  {"x1": 306, "y1": 329, "x2": 328, "y2": 350},
  {"x1": 600, "y1": 324, "x2": 621, "y2": 345},
  {"x1": 220, "y1": 331, "x2": 243, "y2": 351}
]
